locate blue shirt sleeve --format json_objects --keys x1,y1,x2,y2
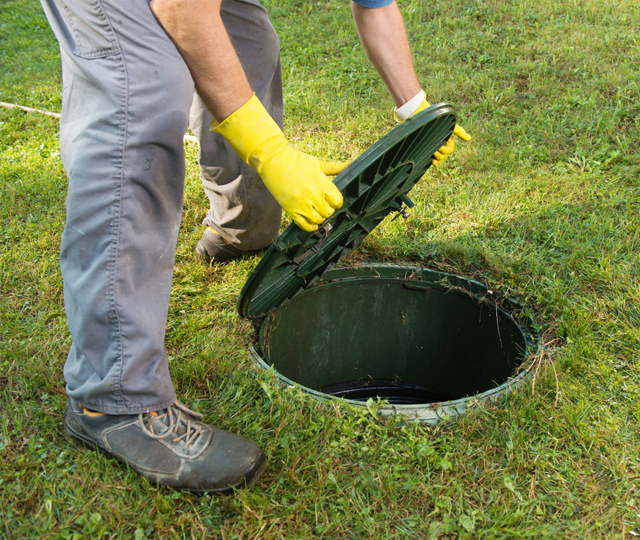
[{"x1": 352, "y1": 0, "x2": 395, "y2": 7}]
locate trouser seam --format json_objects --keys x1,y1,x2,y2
[{"x1": 102, "y1": 0, "x2": 129, "y2": 411}]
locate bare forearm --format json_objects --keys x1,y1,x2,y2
[
  {"x1": 150, "y1": 0, "x2": 252, "y2": 122},
  {"x1": 351, "y1": 1, "x2": 421, "y2": 108}
]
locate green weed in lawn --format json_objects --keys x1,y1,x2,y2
[{"x1": 2, "y1": 0, "x2": 640, "y2": 538}]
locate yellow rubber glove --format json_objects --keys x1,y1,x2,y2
[
  {"x1": 404, "y1": 96, "x2": 471, "y2": 167},
  {"x1": 212, "y1": 94, "x2": 347, "y2": 232}
]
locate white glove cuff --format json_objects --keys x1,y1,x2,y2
[{"x1": 394, "y1": 89, "x2": 426, "y2": 121}]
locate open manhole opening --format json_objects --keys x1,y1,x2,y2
[
  {"x1": 249, "y1": 265, "x2": 539, "y2": 424},
  {"x1": 237, "y1": 105, "x2": 540, "y2": 424}
]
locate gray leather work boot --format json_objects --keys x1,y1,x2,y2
[
  {"x1": 195, "y1": 226, "x2": 244, "y2": 264},
  {"x1": 64, "y1": 398, "x2": 266, "y2": 494}
]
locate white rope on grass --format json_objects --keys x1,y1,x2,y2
[
  {"x1": 1, "y1": 100, "x2": 61, "y2": 118},
  {"x1": 0, "y1": 100, "x2": 199, "y2": 143}
]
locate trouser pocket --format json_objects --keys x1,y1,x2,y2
[{"x1": 44, "y1": 0, "x2": 120, "y2": 58}]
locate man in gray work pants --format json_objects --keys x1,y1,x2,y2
[{"x1": 41, "y1": 0, "x2": 468, "y2": 493}]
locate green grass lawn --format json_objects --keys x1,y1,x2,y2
[{"x1": 2, "y1": 0, "x2": 639, "y2": 537}]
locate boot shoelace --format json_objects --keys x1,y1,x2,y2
[{"x1": 139, "y1": 401, "x2": 205, "y2": 446}]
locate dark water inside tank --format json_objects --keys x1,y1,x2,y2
[{"x1": 320, "y1": 378, "x2": 457, "y2": 404}]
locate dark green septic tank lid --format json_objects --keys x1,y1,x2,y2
[{"x1": 237, "y1": 103, "x2": 457, "y2": 319}]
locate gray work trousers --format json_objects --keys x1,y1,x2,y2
[{"x1": 40, "y1": 0, "x2": 283, "y2": 414}]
